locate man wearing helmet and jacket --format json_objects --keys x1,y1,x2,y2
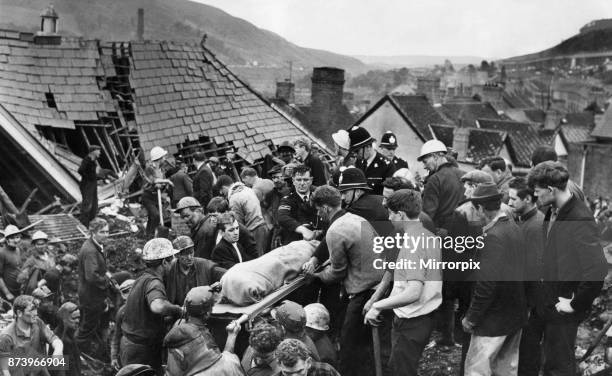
[
  {"x1": 18, "y1": 230, "x2": 55, "y2": 295},
  {"x1": 141, "y1": 146, "x2": 173, "y2": 238},
  {"x1": 121, "y1": 238, "x2": 184, "y2": 375},
  {"x1": 164, "y1": 235, "x2": 226, "y2": 306},
  {"x1": 348, "y1": 126, "x2": 395, "y2": 195},
  {"x1": 164, "y1": 286, "x2": 244, "y2": 376}
]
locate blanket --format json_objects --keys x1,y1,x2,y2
[{"x1": 220, "y1": 240, "x2": 319, "y2": 306}]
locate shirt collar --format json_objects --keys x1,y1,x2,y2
[
  {"x1": 366, "y1": 152, "x2": 376, "y2": 167},
  {"x1": 14, "y1": 321, "x2": 32, "y2": 339},
  {"x1": 91, "y1": 237, "x2": 103, "y2": 253},
  {"x1": 482, "y1": 212, "x2": 508, "y2": 234}
]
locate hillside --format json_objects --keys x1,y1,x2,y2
[
  {"x1": 0, "y1": 0, "x2": 367, "y2": 74},
  {"x1": 353, "y1": 54, "x2": 487, "y2": 68},
  {"x1": 503, "y1": 28, "x2": 612, "y2": 61}
]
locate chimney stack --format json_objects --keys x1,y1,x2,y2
[
  {"x1": 137, "y1": 8, "x2": 144, "y2": 41},
  {"x1": 544, "y1": 109, "x2": 561, "y2": 130},
  {"x1": 310, "y1": 67, "x2": 345, "y2": 144},
  {"x1": 416, "y1": 77, "x2": 441, "y2": 105},
  {"x1": 453, "y1": 127, "x2": 470, "y2": 162},
  {"x1": 276, "y1": 80, "x2": 295, "y2": 104},
  {"x1": 35, "y1": 5, "x2": 61, "y2": 45}
]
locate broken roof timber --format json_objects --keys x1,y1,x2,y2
[{"x1": 0, "y1": 103, "x2": 80, "y2": 202}]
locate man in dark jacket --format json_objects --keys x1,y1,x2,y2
[
  {"x1": 418, "y1": 140, "x2": 466, "y2": 233},
  {"x1": 462, "y1": 184, "x2": 527, "y2": 375},
  {"x1": 294, "y1": 138, "x2": 327, "y2": 187},
  {"x1": 78, "y1": 145, "x2": 101, "y2": 226},
  {"x1": 76, "y1": 217, "x2": 112, "y2": 358},
  {"x1": 164, "y1": 236, "x2": 226, "y2": 306},
  {"x1": 278, "y1": 165, "x2": 322, "y2": 245},
  {"x1": 192, "y1": 152, "x2": 215, "y2": 209},
  {"x1": 348, "y1": 127, "x2": 396, "y2": 195},
  {"x1": 210, "y1": 212, "x2": 255, "y2": 270},
  {"x1": 526, "y1": 161, "x2": 607, "y2": 376},
  {"x1": 169, "y1": 160, "x2": 193, "y2": 207},
  {"x1": 176, "y1": 196, "x2": 257, "y2": 260}
]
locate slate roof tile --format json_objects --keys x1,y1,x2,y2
[
  {"x1": 478, "y1": 119, "x2": 556, "y2": 167},
  {"x1": 440, "y1": 102, "x2": 502, "y2": 127}
]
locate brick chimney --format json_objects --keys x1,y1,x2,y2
[
  {"x1": 544, "y1": 109, "x2": 561, "y2": 130},
  {"x1": 137, "y1": 8, "x2": 144, "y2": 41},
  {"x1": 310, "y1": 67, "x2": 345, "y2": 144},
  {"x1": 453, "y1": 127, "x2": 470, "y2": 161},
  {"x1": 416, "y1": 77, "x2": 441, "y2": 105},
  {"x1": 35, "y1": 5, "x2": 61, "y2": 45},
  {"x1": 276, "y1": 80, "x2": 295, "y2": 104}
]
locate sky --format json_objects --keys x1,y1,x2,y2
[{"x1": 193, "y1": 0, "x2": 612, "y2": 59}]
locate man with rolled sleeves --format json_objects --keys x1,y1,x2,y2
[
  {"x1": 378, "y1": 131, "x2": 408, "y2": 170},
  {"x1": 348, "y1": 126, "x2": 395, "y2": 195}
]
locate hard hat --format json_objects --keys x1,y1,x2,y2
[
  {"x1": 277, "y1": 141, "x2": 295, "y2": 154},
  {"x1": 185, "y1": 286, "x2": 217, "y2": 316},
  {"x1": 116, "y1": 364, "x2": 156, "y2": 376},
  {"x1": 31, "y1": 231, "x2": 49, "y2": 242},
  {"x1": 149, "y1": 146, "x2": 168, "y2": 162},
  {"x1": 274, "y1": 300, "x2": 306, "y2": 334},
  {"x1": 304, "y1": 303, "x2": 330, "y2": 331},
  {"x1": 141, "y1": 238, "x2": 178, "y2": 261},
  {"x1": 417, "y1": 140, "x2": 447, "y2": 161},
  {"x1": 175, "y1": 197, "x2": 201, "y2": 212},
  {"x1": 379, "y1": 131, "x2": 398, "y2": 149},
  {"x1": 172, "y1": 236, "x2": 194, "y2": 252},
  {"x1": 2, "y1": 225, "x2": 22, "y2": 239},
  {"x1": 331, "y1": 130, "x2": 350, "y2": 150}
]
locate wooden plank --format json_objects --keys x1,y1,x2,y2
[{"x1": 93, "y1": 127, "x2": 119, "y2": 174}]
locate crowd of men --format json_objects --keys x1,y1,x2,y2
[{"x1": 0, "y1": 126, "x2": 608, "y2": 376}]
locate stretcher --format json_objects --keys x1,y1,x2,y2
[{"x1": 211, "y1": 275, "x2": 308, "y2": 326}]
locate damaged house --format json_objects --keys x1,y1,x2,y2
[{"x1": 0, "y1": 8, "x2": 330, "y2": 214}]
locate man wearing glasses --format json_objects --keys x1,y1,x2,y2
[{"x1": 164, "y1": 236, "x2": 226, "y2": 306}]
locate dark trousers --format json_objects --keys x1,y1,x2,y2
[
  {"x1": 76, "y1": 302, "x2": 109, "y2": 360},
  {"x1": 518, "y1": 309, "x2": 579, "y2": 376},
  {"x1": 79, "y1": 182, "x2": 98, "y2": 227},
  {"x1": 390, "y1": 313, "x2": 434, "y2": 376},
  {"x1": 120, "y1": 336, "x2": 163, "y2": 376},
  {"x1": 142, "y1": 192, "x2": 159, "y2": 237},
  {"x1": 252, "y1": 224, "x2": 269, "y2": 256},
  {"x1": 339, "y1": 289, "x2": 392, "y2": 376}
]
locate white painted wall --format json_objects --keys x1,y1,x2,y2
[{"x1": 359, "y1": 100, "x2": 427, "y2": 176}]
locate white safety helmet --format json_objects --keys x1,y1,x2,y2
[
  {"x1": 141, "y1": 238, "x2": 179, "y2": 261},
  {"x1": 31, "y1": 231, "x2": 49, "y2": 242},
  {"x1": 417, "y1": 140, "x2": 447, "y2": 161},
  {"x1": 331, "y1": 130, "x2": 350, "y2": 151},
  {"x1": 150, "y1": 146, "x2": 168, "y2": 162},
  {"x1": 304, "y1": 303, "x2": 330, "y2": 331}
]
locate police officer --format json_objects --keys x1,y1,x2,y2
[
  {"x1": 348, "y1": 126, "x2": 395, "y2": 195},
  {"x1": 277, "y1": 165, "x2": 322, "y2": 245},
  {"x1": 379, "y1": 131, "x2": 409, "y2": 170}
]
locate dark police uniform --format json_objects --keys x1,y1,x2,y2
[
  {"x1": 355, "y1": 152, "x2": 396, "y2": 195},
  {"x1": 392, "y1": 156, "x2": 409, "y2": 170},
  {"x1": 277, "y1": 188, "x2": 322, "y2": 245}
]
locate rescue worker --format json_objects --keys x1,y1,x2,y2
[
  {"x1": 78, "y1": 145, "x2": 101, "y2": 226},
  {"x1": 121, "y1": 238, "x2": 183, "y2": 375},
  {"x1": 165, "y1": 236, "x2": 226, "y2": 306},
  {"x1": 293, "y1": 138, "x2": 327, "y2": 187},
  {"x1": 0, "y1": 225, "x2": 24, "y2": 301},
  {"x1": 304, "y1": 303, "x2": 337, "y2": 368},
  {"x1": 277, "y1": 165, "x2": 321, "y2": 245},
  {"x1": 18, "y1": 230, "x2": 55, "y2": 295},
  {"x1": 348, "y1": 126, "x2": 395, "y2": 195},
  {"x1": 76, "y1": 217, "x2": 112, "y2": 359},
  {"x1": 164, "y1": 286, "x2": 244, "y2": 376},
  {"x1": 141, "y1": 146, "x2": 173, "y2": 238},
  {"x1": 193, "y1": 152, "x2": 216, "y2": 209},
  {"x1": 0, "y1": 295, "x2": 64, "y2": 376},
  {"x1": 273, "y1": 301, "x2": 320, "y2": 361},
  {"x1": 378, "y1": 131, "x2": 409, "y2": 170}
]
